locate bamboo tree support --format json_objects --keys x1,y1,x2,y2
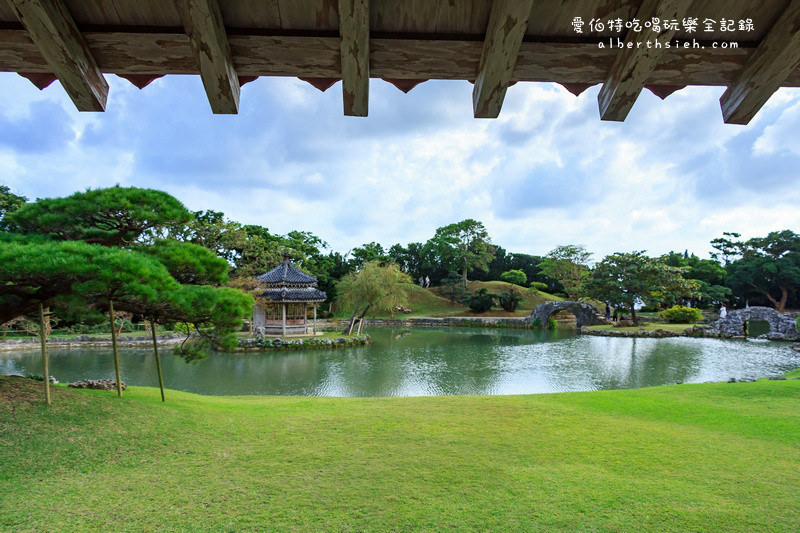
[
  {"x1": 109, "y1": 300, "x2": 122, "y2": 397},
  {"x1": 150, "y1": 319, "x2": 165, "y2": 402},
  {"x1": 38, "y1": 304, "x2": 50, "y2": 405},
  {"x1": 356, "y1": 318, "x2": 364, "y2": 335}
]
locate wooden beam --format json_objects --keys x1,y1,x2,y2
[
  {"x1": 6, "y1": 0, "x2": 108, "y2": 111},
  {"x1": 338, "y1": 0, "x2": 369, "y2": 116},
  {"x1": 597, "y1": 0, "x2": 694, "y2": 121},
  {"x1": 720, "y1": 0, "x2": 800, "y2": 125},
  {"x1": 175, "y1": 0, "x2": 240, "y2": 114},
  {"x1": 472, "y1": 0, "x2": 533, "y2": 118},
  {"x1": 3, "y1": 30, "x2": 800, "y2": 88}
]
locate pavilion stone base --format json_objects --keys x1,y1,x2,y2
[{"x1": 258, "y1": 325, "x2": 313, "y2": 337}]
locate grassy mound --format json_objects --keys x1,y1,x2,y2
[
  {"x1": 2, "y1": 376, "x2": 799, "y2": 530},
  {"x1": 466, "y1": 281, "x2": 563, "y2": 310},
  {"x1": 337, "y1": 282, "x2": 562, "y2": 319}
]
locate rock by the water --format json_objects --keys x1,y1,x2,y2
[
  {"x1": 48, "y1": 376, "x2": 58, "y2": 384},
  {"x1": 768, "y1": 376, "x2": 787, "y2": 381},
  {"x1": 69, "y1": 379, "x2": 126, "y2": 391},
  {"x1": 727, "y1": 378, "x2": 737, "y2": 383}
]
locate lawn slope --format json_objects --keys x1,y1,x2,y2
[
  {"x1": 335, "y1": 282, "x2": 566, "y2": 319},
  {"x1": 2, "y1": 376, "x2": 799, "y2": 530}
]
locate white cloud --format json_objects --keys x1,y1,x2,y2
[{"x1": 1, "y1": 73, "x2": 799, "y2": 260}]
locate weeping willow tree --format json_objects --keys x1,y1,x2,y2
[{"x1": 337, "y1": 261, "x2": 412, "y2": 333}]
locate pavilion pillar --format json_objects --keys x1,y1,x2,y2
[
  {"x1": 313, "y1": 304, "x2": 318, "y2": 335},
  {"x1": 282, "y1": 303, "x2": 287, "y2": 336}
]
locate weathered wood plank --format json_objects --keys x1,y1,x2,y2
[
  {"x1": 175, "y1": 0, "x2": 240, "y2": 114},
  {"x1": 473, "y1": 0, "x2": 534, "y2": 118},
  {"x1": 2, "y1": 30, "x2": 800, "y2": 88},
  {"x1": 6, "y1": 0, "x2": 108, "y2": 111},
  {"x1": 338, "y1": 0, "x2": 369, "y2": 116},
  {"x1": 434, "y1": 0, "x2": 491, "y2": 34},
  {"x1": 277, "y1": 0, "x2": 338, "y2": 31},
  {"x1": 371, "y1": 0, "x2": 441, "y2": 33},
  {"x1": 597, "y1": 0, "x2": 695, "y2": 121},
  {"x1": 720, "y1": 0, "x2": 800, "y2": 125}
]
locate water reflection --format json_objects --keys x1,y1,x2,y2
[{"x1": 1, "y1": 327, "x2": 797, "y2": 397}]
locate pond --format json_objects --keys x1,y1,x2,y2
[{"x1": 1, "y1": 327, "x2": 798, "y2": 397}]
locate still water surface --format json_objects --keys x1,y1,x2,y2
[{"x1": 1, "y1": 327, "x2": 797, "y2": 397}]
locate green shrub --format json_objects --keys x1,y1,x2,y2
[
  {"x1": 440, "y1": 271, "x2": 471, "y2": 304},
  {"x1": 529, "y1": 282, "x2": 548, "y2": 292},
  {"x1": 660, "y1": 305, "x2": 704, "y2": 324},
  {"x1": 465, "y1": 288, "x2": 494, "y2": 313},
  {"x1": 531, "y1": 317, "x2": 543, "y2": 328},
  {"x1": 497, "y1": 289, "x2": 522, "y2": 312},
  {"x1": 500, "y1": 270, "x2": 527, "y2": 286},
  {"x1": 795, "y1": 317, "x2": 800, "y2": 332},
  {"x1": 547, "y1": 317, "x2": 558, "y2": 330}
]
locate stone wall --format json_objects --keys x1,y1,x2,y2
[
  {"x1": 237, "y1": 335, "x2": 370, "y2": 351},
  {"x1": 0, "y1": 333, "x2": 187, "y2": 352}
]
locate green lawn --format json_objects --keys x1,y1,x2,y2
[
  {"x1": 587, "y1": 323, "x2": 698, "y2": 333},
  {"x1": 2, "y1": 376, "x2": 799, "y2": 530}
]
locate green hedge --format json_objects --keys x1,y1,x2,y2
[{"x1": 660, "y1": 305, "x2": 704, "y2": 324}]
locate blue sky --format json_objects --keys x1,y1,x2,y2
[{"x1": 1, "y1": 72, "x2": 799, "y2": 259}]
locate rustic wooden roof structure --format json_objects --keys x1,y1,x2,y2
[{"x1": 1, "y1": 1, "x2": 799, "y2": 124}]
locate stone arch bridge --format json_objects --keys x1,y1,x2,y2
[
  {"x1": 709, "y1": 306, "x2": 798, "y2": 340},
  {"x1": 530, "y1": 301, "x2": 605, "y2": 328}
]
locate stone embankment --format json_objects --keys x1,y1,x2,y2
[
  {"x1": 582, "y1": 323, "x2": 800, "y2": 342},
  {"x1": 69, "y1": 379, "x2": 127, "y2": 391},
  {"x1": 580, "y1": 326, "x2": 691, "y2": 338},
  {"x1": 0, "y1": 333, "x2": 187, "y2": 352},
  {"x1": 236, "y1": 335, "x2": 370, "y2": 352}
]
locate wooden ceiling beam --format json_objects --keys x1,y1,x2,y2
[
  {"x1": 175, "y1": 0, "x2": 240, "y2": 114},
  {"x1": 597, "y1": 0, "x2": 694, "y2": 121},
  {"x1": 720, "y1": 0, "x2": 800, "y2": 125},
  {"x1": 338, "y1": 0, "x2": 369, "y2": 116},
  {"x1": 2, "y1": 31, "x2": 800, "y2": 92},
  {"x1": 472, "y1": 0, "x2": 534, "y2": 118},
  {"x1": 6, "y1": 0, "x2": 108, "y2": 111}
]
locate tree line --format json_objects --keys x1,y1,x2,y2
[{"x1": 2, "y1": 184, "x2": 799, "y2": 401}]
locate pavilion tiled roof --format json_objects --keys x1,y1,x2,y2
[
  {"x1": 255, "y1": 253, "x2": 327, "y2": 303},
  {"x1": 255, "y1": 253, "x2": 318, "y2": 286},
  {"x1": 262, "y1": 287, "x2": 327, "y2": 303}
]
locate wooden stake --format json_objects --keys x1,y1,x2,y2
[
  {"x1": 109, "y1": 300, "x2": 122, "y2": 397},
  {"x1": 150, "y1": 319, "x2": 165, "y2": 402},
  {"x1": 39, "y1": 303, "x2": 50, "y2": 405}
]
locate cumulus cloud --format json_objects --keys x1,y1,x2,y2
[{"x1": 0, "y1": 71, "x2": 799, "y2": 258}]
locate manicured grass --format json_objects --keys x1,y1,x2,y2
[
  {"x1": 587, "y1": 323, "x2": 698, "y2": 333},
  {"x1": 462, "y1": 281, "x2": 563, "y2": 314},
  {"x1": 2, "y1": 377, "x2": 799, "y2": 530}
]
